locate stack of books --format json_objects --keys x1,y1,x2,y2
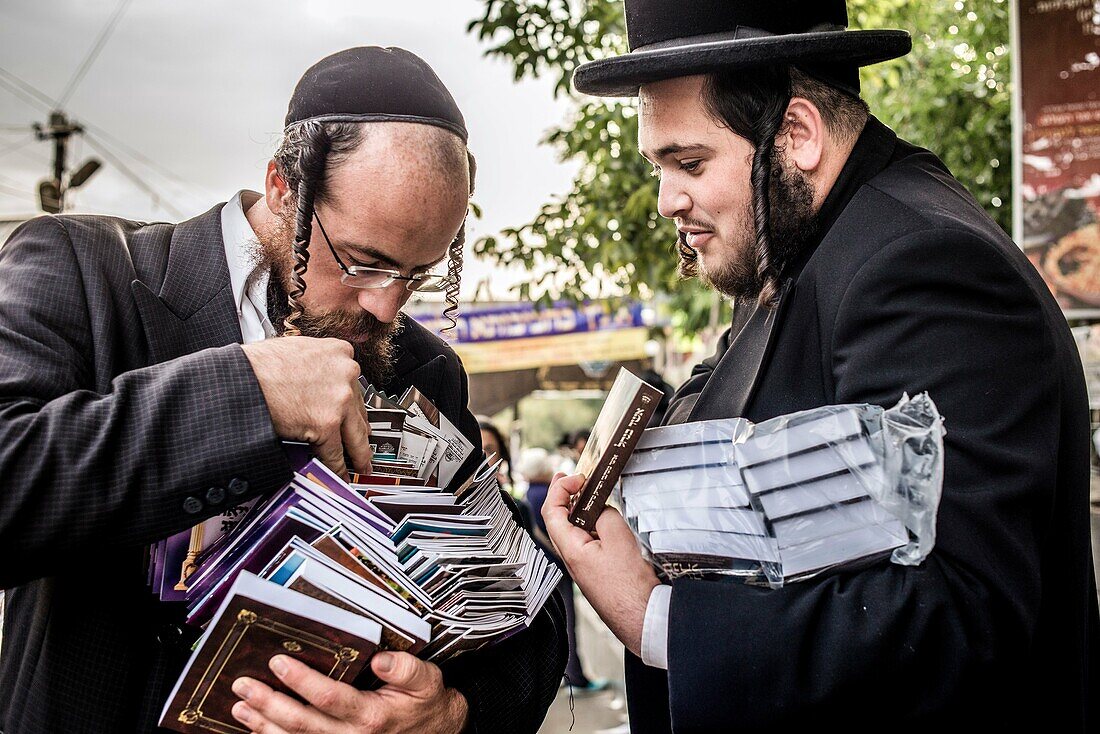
[
  {"x1": 155, "y1": 386, "x2": 561, "y2": 734},
  {"x1": 619, "y1": 405, "x2": 910, "y2": 585},
  {"x1": 148, "y1": 381, "x2": 475, "y2": 604}
]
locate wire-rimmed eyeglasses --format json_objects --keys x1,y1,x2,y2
[{"x1": 314, "y1": 212, "x2": 450, "y2": 293}]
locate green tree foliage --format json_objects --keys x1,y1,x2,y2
[
  {"x1": 468, "y1": 1, "x2": 1012, "y2": 334},
  {"x1": 851, "y1": 0, "x2": 1012, "y2": 230}
]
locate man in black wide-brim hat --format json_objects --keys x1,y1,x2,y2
[{"x1": 542, "y1": 1, "x2": 1099, "y2": 731}]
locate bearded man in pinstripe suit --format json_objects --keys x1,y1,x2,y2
[{"x1": 0, "y1": 47, "x2": 565, "y2": 734}]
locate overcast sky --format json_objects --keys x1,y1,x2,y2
[{"x1": 0, "y1": 0, "x2": 579, "y2": 298}]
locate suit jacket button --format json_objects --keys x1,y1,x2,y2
[
  {"x1": 205, "y1": 486, "x2": 226, "y2": 505},
  {"x1": 227, "y1": 477, "x2": 249, "y2": 496},
  {"x1": 156, "y1": 623, "x2": 183, "y2": 645},
  {"x1": 182, "y1": 496, "x2": 204, "y2": 514}
]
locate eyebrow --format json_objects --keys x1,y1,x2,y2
[{"x1": 642, "y1": 142, "x2": 715, "y2": 163}]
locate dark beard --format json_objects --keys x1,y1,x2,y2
[
  {"x1": 682, "y1": 156, "x2": 819, "y2": 303},
  {"x1": 257, "y1": 225, "x2": 401, "y2": 387}
]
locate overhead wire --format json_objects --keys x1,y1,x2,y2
[
  {"x1": 0, "y1": 136, "x2": 35, "y2": 163},
  {"x1": 0, "y1": 66, "x2": 57, "y2": 110},
  {"x1": 57, "y1": 0, "x2": 133, "y2": 108},
  {"x1": 0, "y1": 73, "x2": 53, "y2": 114},
  {"x1": 0, "y1": 182, "x2": 34, "y2": 202},
  {"x1": 79, "y1": 120, "x2": 216, "y2": 202},
  {"x1": 0, "y1": 65, "x2": 211, "y2": 207},
  {"x1": 84, "y1": 133, "x2": 185, "y2": 219},
  {"x1": 0, "y1": 171, "x2": 26, "y2": 189}
]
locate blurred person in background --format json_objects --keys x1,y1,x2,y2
[
  {"x1": 571, "y1": 428, "x2": 591, "y2": 457},
  {"x1": 555, "y1": 431, "x2": 579, "y2": 474},
  {"x1": 478, "y1": 417, "x2": 514, "y2": 494},
  {"x1": 518, "y1": 448, "x2": 609, "y2": 694}
]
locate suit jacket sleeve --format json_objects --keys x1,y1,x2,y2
[
  {"x1": 428, "y1": 350, "x2": 569, "y2": 734},
  {"x1": 0, "y1": 217, "x2": 291, "y2": 587},
  {"x1": 664, "y1": 229, "x2": 1072, "y2": 729}
]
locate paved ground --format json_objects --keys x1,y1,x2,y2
[{"x1": 538, "y1": 592, "x2": 630, "y2": 734}]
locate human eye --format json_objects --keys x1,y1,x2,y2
[
  {"x1": 680, "y1": 159, "x2": 702, "y2": 173},
  {"x1": 347, "y1": 255, "x2": 381, "y2": 269}
]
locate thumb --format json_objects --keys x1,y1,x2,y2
[
  {"x1": 593, "y1": 505, "x2": 636, "y2": 545},
  {"x1": 372, "y1": 651, "x2": 440, "y2": 693}
]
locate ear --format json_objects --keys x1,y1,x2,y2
[
  {"x1": 264, "y1": 161, "x2": 295, "y2": 217},
  {"x1": 781, "y1": 97, "x2": 825, "y2": 173}
]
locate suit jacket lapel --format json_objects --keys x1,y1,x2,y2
[
  {"x1": 686, "y1": 279, "x2": 792, "y2": 422},
  {"x1": 392, "y1": 354, "x2": 446, "y2": 400},
  {"x1": 132, "y1": 204, "x2": 243, "y2": 363},
  {"x1": 384, "y1": 324, "x2": 448, "y2": 402}
]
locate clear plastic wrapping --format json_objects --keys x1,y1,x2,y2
[{"x1": 616, "y1": 393, "x2": 945, "y2": 588}]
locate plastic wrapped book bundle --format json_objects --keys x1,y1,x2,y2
[{"x1": 615, "y1": 393, "x2": 946, "y2": 588}]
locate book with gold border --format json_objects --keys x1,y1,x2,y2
[{"x1": 160, "y1": 572, "x2": 380, "y2": 734}]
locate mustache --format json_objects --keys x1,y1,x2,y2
[
  {"x1": 676, "y1": 217, "x2": 716, "y2": 232},
  {"x1": 296, "y1": 308, "x2": 390, "y2": 340}
]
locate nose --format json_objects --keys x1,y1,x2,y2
[
  {"x1": 356, "y1": 284, "x2": 409, "y2": 324},
  {"x1": 656, "y1": 176, "x2": 691, "y2": 220}
]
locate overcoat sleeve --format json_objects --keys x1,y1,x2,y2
[
  {"x1": 664, "y1": 228, "x2": 1087, "y2": 729},
  {"x1": 0, "y1": 217, "x2": 291, "y2": 587}
]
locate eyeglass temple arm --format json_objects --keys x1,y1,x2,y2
[{"x1": 313, "y1": 213, "x2": 351, "y2": 275}]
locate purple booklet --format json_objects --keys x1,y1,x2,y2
[{"x1": 187, "y1": 512, "x2": 324, "y2": 626}]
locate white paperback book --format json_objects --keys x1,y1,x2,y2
[
  {"x1": 635, "y1": 506, "x2": 768, "y2": 536},
  {"x1": 770, "y1": 499, "x2": 906, "y2": 549},
  {"x1": 755, "y1": 466, "x2": 885, "y2": 519},
  {"x1": 779, "y1": 521, "x2": 908, "y2": 578},
  {"x1": 733, "y1": 407, "x2": 863, "y2": 467},
  {"x1": 741, "y1": 436, "x2": 877, "y2": 494},
  {"x1": 622, "y1": 485, "x2": 752, "y2": 518}
]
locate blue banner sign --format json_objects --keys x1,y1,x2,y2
[{"x1": 408, "y1": 301, "x2": 652, "y2": 344}]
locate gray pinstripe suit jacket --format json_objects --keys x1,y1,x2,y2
[{"x1": 0, "y1": 205, "x2": 566, "y2": 733}]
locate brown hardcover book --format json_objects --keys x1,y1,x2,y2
[
  {"x1": 568, "y1": 368, "x2": 663, "y2": 531},
  {"x1": 160, "y1": 572, "x2": 380, "y2": 734}
]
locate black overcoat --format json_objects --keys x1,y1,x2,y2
[{"x1": 625, "y1": 117, "x2": 1099, "y2": 733}]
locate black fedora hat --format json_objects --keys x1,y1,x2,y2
[{"x1": 573, "y1": 0, "x2": 911, "y2": 97}]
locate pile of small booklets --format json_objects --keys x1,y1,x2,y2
[
  {"x1": 618, "y1": 396, "x2": 943, "y2": 587},
  {"x1": 153, "y1": 382, "x2": 561, "y2": 734}
]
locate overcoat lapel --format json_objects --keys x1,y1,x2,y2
[
  {"x1": 131, "y1": 204, "x2": 243, "y2": 363},
  {"x1": 687, "y1": 279, "x2": 792, "y2": 422}
]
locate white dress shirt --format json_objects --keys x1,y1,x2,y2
[
  {"x1": 641, "y1": 583, "x2": 672, "y2": 669},
  {"x1": 220, "y1": 190, "x2": 276, "y2": 345}
]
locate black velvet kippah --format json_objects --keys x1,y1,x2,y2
[{"x1": 285, "y1": 47, "x2": 467, "y2": 143}]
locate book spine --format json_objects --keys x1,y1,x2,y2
[{"x1": 568, "y1": 385, "x2": 662, "y2": 530}]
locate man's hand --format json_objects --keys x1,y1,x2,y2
[
  {"x1": 542, "y1": 472, "x2": 660, "y2": 657},
  {"x1": 230, "y1": 651, "x2": 468, "y2": 734},
  {"x1": 242, "y1": 336, "x2": 372, "y2": 479}
]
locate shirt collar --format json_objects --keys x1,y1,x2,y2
[{"x1": 220, "y1": 189, "x2": 274, "y2": 339}]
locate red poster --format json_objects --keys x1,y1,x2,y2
[{"x1": 1017, "y1": 0, "x2": 1100, "y2": 313}]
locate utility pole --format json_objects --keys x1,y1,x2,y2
[{"x1": 33, "y1": 110, "x2": 100, "y2": 214}]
